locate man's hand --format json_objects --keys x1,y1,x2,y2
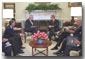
[
  {"x1": 5, "y1": 42, "x2": 12, "y2": 47},
  {"x1": 49, "y1": 25, "x2": 54, "y2": 28},
  {"x1": 20, "y1": 33, "x2": 24, "y2": 37},
  {"x1": 74, "y1": 39, "x2": 81, "y2": 45},
  {"x1": 2, "y1": 38, "x2": 8, "y2": 42},
  {"x1": 31, "y1": 26, "x2": 36, "y2": 28}
]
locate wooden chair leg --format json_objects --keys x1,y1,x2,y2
[
  {"x1": 24, "y1": 34, "x2": 26, "y2": 43},
  {"x1": 11, "y1": 50, "x2": 13, "y2": 56}
]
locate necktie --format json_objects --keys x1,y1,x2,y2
[
  {"x1": 30, "y1": 20, "x2": 33, "y2": 26},
  {"x1": 52, "y1": 21, "x2": 54, "y2": 25}
]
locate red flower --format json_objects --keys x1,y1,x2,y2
[{"x1": 33, "y1": 31, "x2": 48, "y2": 40}]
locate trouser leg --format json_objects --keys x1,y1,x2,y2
[
  {"x1": 8, "y1": 37, "x2": 21, "y2": 56},
  {"x1": 17, "y1": 37, "x2": 22, "y2": 48},
  {"x1": 49, "y1": 32, "x2": 53, "y2": 41},
  {"x1": 53, "y1": 38, "x2": 64, "y2": 49},
  {"x1": 63, "y1": 46, "x2": 79, "y2": 56},
  {"x1": 63, "y1": 47, "x2": 71, "y2": 56},
  {"x1": 31, "y1": 27, "x2": 37, "y2": 34},
  {"x1": 5, "y1": 46, "x2": 12, "y2": 56},
  {"x1": 79, "y1": 49, "x2": 82, "y2": 56}
]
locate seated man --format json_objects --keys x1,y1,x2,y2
[
  {"x1": 53, "y1": 20, "x2": 82, "y2": 56},
  {"x1": 3, "y1": 20, "x2": 25, "y2": 56},
  {"x1": 51, "y1": 27, "x2": 70, "y2": 50},
  {"x1": 48, "y1": 15, "x2": 59, "y2": 41},
  {"x1": 2, "y1": 38, "x2": 12, "y2": 56},
  {"x1": 63, "y1": 30, "x2": 81, "y2": 56},
  {"x1": 25, "y1": 15, "x2": 37, "y2": 34}
]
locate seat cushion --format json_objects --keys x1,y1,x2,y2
[
  {"x1": 25, "y1": 32, "x2": 32, "y2": 36},
  {"x1": 70, "y1": 50, "x2": 80, "y2": 56}
]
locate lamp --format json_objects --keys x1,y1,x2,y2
[
  {"x1": 71, "y1": 7, "x2": 82, "y2": 20},
  {"x1": 3, "y1": 9, "x2": 14, "y2": 26},
  {"x1": 3, "y1": 9, "x2": 14, "y2": 18}
]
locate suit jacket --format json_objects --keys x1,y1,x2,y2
[
  {"x1": 74, "y1": 26, "x2": 82, "y2": 41},
  {"x1": 65, "y1": 36, "x2": 79, "y2": 47},
  {"x1": 3, "y1": 26, "x2": 22, "y2": 55},
  {"x1": 3, "y1": 26, "x2": 19, "y2": 39},
  {"x1": 25, "y1": 19, "x2": 34, "y2": 32},
  {"x1": 49, "y1": 19, "x2": 59, "y2": 31}
]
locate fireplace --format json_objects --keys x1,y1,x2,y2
[{"x1": 25, "y1": 10, "x2": 60, "y2": 31}]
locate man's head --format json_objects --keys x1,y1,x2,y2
[
  {"x1": 9, "y1": 20, "x2": 15, "y2": 27},
  {"x1": 29, "y1": 15, "x2": 33, "y2": 20},
  {"x1": 50, "y1": 15, "x2": 55, "y2": 21},
  {"x1": 64, "y1": 27, "x2": 69, "y2": 31},
  {"x1": 69, "y1": 29, "x2": 75, "y2": 33},
  {"x1": 76, "y1": 20, "x2": 82, "y2": 26}
]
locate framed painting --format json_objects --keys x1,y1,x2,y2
[
  {"x1": 3, "y1": 3, "x2": 15, "y2": 18},
  {"x1": 68, "y1": 2, "x2": 82, "y2": 7},
  {"x1": 4, "y1": 3, "x2": 15, "y2": 12},
  {"x1": 34, "y1": 2, "x2": 50, "y2": 4}
]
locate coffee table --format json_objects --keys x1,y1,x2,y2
[{"x1": 29, "y1": 40, "x2": 52, "y2": 56}]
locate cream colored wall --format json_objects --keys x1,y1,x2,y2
[
  {"x1": 51, "y1": 2, "x2": 71, "y2": 22},
  {"x1": 2, "y1": 3, "x2": 6, "y2": 27},
  {"x1": 15, "y1": 2, "x2": 71, "y2": 22},
  {"x1": 57, "y1": 2, "x2": 71, "y2": 21},
  {"x1": 15, "y1": 2, "x2": 32, "y2": 22}
]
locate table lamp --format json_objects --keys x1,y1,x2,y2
[
  {"x1": 3, "y1": 9, "x2": 14, "y2": 26},
  {"x1": 71, "y1": 7, "x2": 82, "y2": 20}
]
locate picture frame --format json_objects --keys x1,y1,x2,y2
[
  {"x1": 68, "y1": 2, "x2": 82, "y2": 7},
  {"x1": 3, "y1": 3, "x2": 15, "y2": 18},
  {"x1": 34, "y1": 2, "x2": 50, "y2": 4},
  {"x1": 4, "y1": 3, "x2": 15, "y2": 12}
]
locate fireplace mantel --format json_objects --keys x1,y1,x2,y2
[
  {"x1": 24, "y1": 10, "x2": 61, "y2": 31},
  {"x1": 25, "y1": 10, "x2": 60, "y2": 20}
]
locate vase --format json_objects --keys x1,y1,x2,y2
[{"x1": 38, "y1": 40, "x2": 43, "y2": 44}]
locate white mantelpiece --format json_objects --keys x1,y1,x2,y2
[{"x1": 24, "y1": 10, "x2": 60, "y2": 20}]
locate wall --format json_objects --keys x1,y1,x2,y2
[
  {"x1": 3, "y1": 2, "x2": 82, "y2": 26},
  {"x1": 15, "y1": 2, "x2": 71, "y2": 22}
]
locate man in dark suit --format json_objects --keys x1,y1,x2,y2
[
  {"x1": 51, "y1": 27, "x2": 70, "y2": 50},
  {"x1": 53, "y1": 20, "x2": 82, "y2": 56},
  {"x1": 63, "y1": 25, "x2": 82, "y2": 56},
  {"x1": 53, "y1": 27, "x2": 82, "y2": 56},
  {"x1": 48, "y1": 15, "x2": 59, "y2": 41},
  {"x1": 25, "y1": 15, "x2": 37, "y2": 34},
  {"x1": 73, "y1": 20, "x2": 82, "y2": 56},
  {"x1": 3, "y1": 20, "x2": 25, "y2": 56}
]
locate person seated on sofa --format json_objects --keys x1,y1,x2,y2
[
  {"x1": 64, "y1": 16, "x2": 75, "y2": 26},
  {"x1": 3, "y1": 20, "x2": 25, "y2": 56},
  {"x1": 53, "y1": 20, "x2": 82, "y2": 56},
  {"x1": 73, "y1": 20, "x2": 82, "y2": 56},
  {"x1": 63, "y1": 29, "x2": 81, "y2": 56},
  {"x1": 51, "y1": 27, "x2": 70, "y2": 50},
  {"x1": 25, "y1": 15, "x2": 37, "y2": 35},
  {"x1": 2, "y1": 38, "x2": 12, "y2": 56},
  {"x1": 48, "y1": 15, "x2": 59, "y2": 41},
  {"x1": 53, "y1": 28, "x2": 81, "y2": 56}
]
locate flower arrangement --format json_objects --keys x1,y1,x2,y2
[{"x1": 32, "y1": 30, "x2": 48, "y2": 41}]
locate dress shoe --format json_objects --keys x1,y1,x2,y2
[
  {"x1": 53, "y1": 39, "x2": 57, "y2": 42},
  {"x1": 53, "y1": 38, "x2": 59, "y2": 42},
  {"x1": 53, "y1": 51, "x2": 62, "y2": 55},
  {"x1": 57, "y1": 53, "x2": 64, "y2": 56},
  {"x1": 53, "y1": 52, "x2": 57, "y2": 55},
  {"x1": 18, "y1": 51, "x2": 24, "y2": 54},
  {"x1": 20, "y1": 49, "x2": 23, "y2": 51},
  {"x1": 51, "y1": 47, "x2": 58, "y2": 50},
  {"x1": 21, "y1": 47, "x2": 25, "y2": 49}
]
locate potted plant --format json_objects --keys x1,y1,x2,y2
[
  {"x1": 25, "y1": 4, "x2": 62, "y2": 12},
  {"x1": 32, "y1": 30, "x2": 48, "y2": 44}
]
